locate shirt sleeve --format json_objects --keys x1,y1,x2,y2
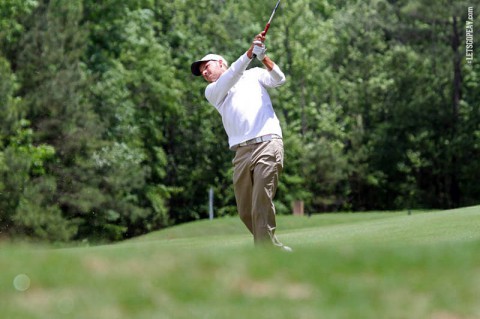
[
  {"x1": 258, "y1": 64, "x2": 286, "y2": 88},
  {"x1": 205, "y1": 53, "x2": 252, "y2": 107}
]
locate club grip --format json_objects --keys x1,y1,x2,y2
[
  {"x1": 252, "y1": 23, "x2": 271, "y2": 59},
  {"x1": 263, "y1": 23, "x2": 271, "y2": 36}
]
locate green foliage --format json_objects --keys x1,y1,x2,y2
[
  {"x1": 0, "y1": 0, "x2": 38, "y2": 52},
  {"x1": 0, "y1": 120, "x2": 60, "y2": 238},
  {"x1": 0, "y1": 56, "x2": 21, "y2": 134},
  {"x1": 12, "y1": 176, "x2": 77, "y2": 241},
  {"x1": 8, "y1": 120, "x2": 55, "y2": 175}
]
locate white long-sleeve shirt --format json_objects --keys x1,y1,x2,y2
[{"x1": 205, "y1": 53, "x2": 286, "y2": 149}]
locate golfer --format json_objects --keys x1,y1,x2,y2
[{"x1": 191, "y1": 32, "x2": 291, "y2": 251}]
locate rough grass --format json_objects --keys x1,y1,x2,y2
[{"x1": 1, "y1": 206, "x2": 479, "y2": 319}]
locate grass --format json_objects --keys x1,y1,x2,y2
[{"x1": 1, "y1": 206, "x2": 480, "y2": 319}]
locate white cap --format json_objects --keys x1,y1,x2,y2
[{"x1": 191, "y1": 54, "x2": 228, "y2": 76}]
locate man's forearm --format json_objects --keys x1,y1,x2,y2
[
  {"x1": 246, "y1": 52, "x2": 274, "y2": 71},
  {"x1": 259, "y1": 60, "x2": 286, "y2": 88},
  {"x1": 261, "y1": 56, "x2": 275, "y2": 71}
]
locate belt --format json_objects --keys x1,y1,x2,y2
[{"x1": 233, "y1": 134, "x2": 282, "y2": 150}]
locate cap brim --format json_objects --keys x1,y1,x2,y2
[
  {"x1": 191, "y1": 54, "x2": 227, "y2": 76},
  {"x1": 191, "y1": 60, "x2": 205, "y2": 76}
]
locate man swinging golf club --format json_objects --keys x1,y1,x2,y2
[{"x1": 191, "y1": 31, "x2": 291, "y2": 252}]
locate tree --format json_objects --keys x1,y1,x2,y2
[{"x1": 15, "y1": 0, "x2": 106, "y2": 240}]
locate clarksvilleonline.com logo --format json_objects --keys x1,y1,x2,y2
[{"x1": 466, "y1": 6, "x2": 474, "y2": 65}]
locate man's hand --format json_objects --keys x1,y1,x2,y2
[
  {"x1": 252, "y1": 41, "x2": 267, "y2": 61},
  {"x1": 247, "y1": 32, "x2": 266, "y2": 59}
]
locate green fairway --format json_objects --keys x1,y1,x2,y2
[{"x1": 1, "y1": 207, "x2": 480, "y2": 319}]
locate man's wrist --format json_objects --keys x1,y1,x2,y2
[{"x1": 246, "y1": 48, "x2": 254, "y2": 59}]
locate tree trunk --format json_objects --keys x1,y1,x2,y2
[{"x1": 449, "y1": 15, "x2": 461, "y2": 207}]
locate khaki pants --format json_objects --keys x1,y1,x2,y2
[{"x1": 233, "y1": 139, "x2": 284, "y2": 247}]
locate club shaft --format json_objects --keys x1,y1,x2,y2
[
  {"x1": 254, "y1": 0, "x2": 281, "y2": 58},
  {"x1": 268, "y1": 0, "x2": 281, "y2": 24},
  {"x1": 263, "y1": 0, "x2": 281, "y2": 36}
]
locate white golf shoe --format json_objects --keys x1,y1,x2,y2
[{"x1": 280, "y1": 245, "x2": 293, "y2": 252}]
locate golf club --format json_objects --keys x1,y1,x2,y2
[{"x1": 253, "y1": 0, "x2": 281, "y2": 59}]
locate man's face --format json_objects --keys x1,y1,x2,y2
[{"x1": 200, "y1": 60, "x2": 225, "y2": 83}]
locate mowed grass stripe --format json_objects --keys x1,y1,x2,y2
[
  {"x1": 281, "y1": 207, "x2": 480, "y2": 247},
  {"x1": 128, "y1": 206, "x2": 480, "y2": 249}
]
